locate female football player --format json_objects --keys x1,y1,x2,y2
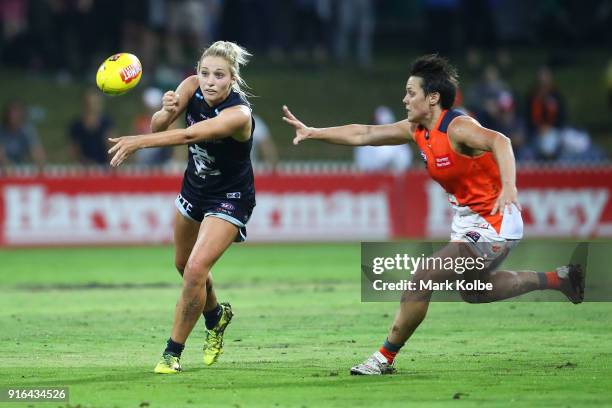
[
  {"x1": 108, "y1": 41, "x2": 255, "y2": 374},
  {"x1": 282, "y1": 54, "x2": 584, "y2": 375}
]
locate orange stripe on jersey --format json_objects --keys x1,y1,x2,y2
[{"x1": 414, "y1": 109, "x2": 503, "y2": 232}]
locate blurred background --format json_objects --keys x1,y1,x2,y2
[{"x1": 1, "y1": 0, "x2": 612, "y2": 244}]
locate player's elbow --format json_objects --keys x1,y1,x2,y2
[
  {"x1": 184, "y1": 127, "x2": 205, "y2": 144},
  {"x1": 491, "y1": 132, "x2": 512, "y2": 152},
  {"x1": 184, "y1": 127, "x2": 195, "y2": 143},
  {"x1": 496, "y1": 132, "x2": 511, "y2": 146},
  {"x1": 151, "y1": 110, "x2": 172, "y2": 132}
]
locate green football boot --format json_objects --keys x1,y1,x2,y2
[
  {"x1": 154, "y1": 353, "x2": 182, "y2": 374},
  {"x1": 203, "y1": 302, "x2": 234, "y2": 366}
]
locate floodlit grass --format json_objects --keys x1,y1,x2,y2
[{"x1": 1, "y1": 244, "x2": 611, "y2": 407}]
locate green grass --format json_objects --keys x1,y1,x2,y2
[{"x1": 1, "y1": 244, "x2": 611, "y2": 407}]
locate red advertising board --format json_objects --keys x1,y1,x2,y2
[{"x1": 1, "y1": 168, "x2": 611, "y2": 246}]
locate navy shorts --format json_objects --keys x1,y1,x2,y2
[{"x1": 175, "y1": 192, "x2": 255, "y2": 242}]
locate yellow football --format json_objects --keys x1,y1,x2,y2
[{"x1": 96, "y1": 53, "x2": 142, "y2": 95}]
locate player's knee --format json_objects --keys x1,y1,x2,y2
[
  {"x1": 409, "y1": 268, "x2": 438, "y2": 295},
  {"x1": 414, "y1": 266, "x2": 440, "y2": 281},
  {"x1": 183, "y1": 261, "x2": 211, "y2": 289},
  {"x1": 182, "y1": 272, "x2": 207, "y2": 292},
  {"x1": 185, "y1": 256, "x2": 212, "y2": 275}
]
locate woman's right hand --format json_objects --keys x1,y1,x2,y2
[
  {"x1": 282, "y1": 105, "x2": 313, "y2": 145},
  {"x1": 162, "y1": 91, "x2": 180, "y2": 114}
]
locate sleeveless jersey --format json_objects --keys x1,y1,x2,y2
[
  {"x1": 182, "y1": 89, "x2": 255, "y2": 201},
  {"x1": 414, "y1": 109, "x2": 503, "y2": 232}
]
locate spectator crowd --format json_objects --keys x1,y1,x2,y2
[{"x1": 0, "y1": 0, "x2": 610, "y2": 170}]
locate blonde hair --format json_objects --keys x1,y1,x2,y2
[{"x1": 198, "y1": 41, "x2": 252, "y2": 99}]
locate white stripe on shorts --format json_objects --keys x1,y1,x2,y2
[{"x1": 204, "y1": 212, "x2": 246, "y2": 228}]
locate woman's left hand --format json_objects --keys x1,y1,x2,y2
[
  {"x1": 491, "y1": 185, "x2": 522, "y2": 215},
  {"x1": 108, "y1": 136, "x2": 140, "y2": 167}
]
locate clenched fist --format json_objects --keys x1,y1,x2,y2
[{"x1": 162, "y1": 91, "x2": 180, "y2": 114}]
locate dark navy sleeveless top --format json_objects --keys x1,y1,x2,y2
[{"x1": 182, "y1": 89, "x2": 255, "y2": 201}]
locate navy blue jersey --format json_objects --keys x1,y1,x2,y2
[{"x1": 182, "y1": 89, "x2": 255, "y2": 201}]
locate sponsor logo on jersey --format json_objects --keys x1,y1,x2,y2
[
  {"x1": 220, "y1": 202, "x2": 235, "y2": 211},
  {"x1": 226, "y1": 192, "x2": 241, "y2": 199},
  {"x1": 434, "y1": 154, "x2": 453, "y2": 168},
  {"x1": 177, "y1": 194, "x2": 194, "y2": 214}
]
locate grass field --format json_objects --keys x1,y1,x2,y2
[{"x1": 1, "y1": 244, "x2": 611, "y2": 407}]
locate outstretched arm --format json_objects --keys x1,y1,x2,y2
[
  {"x1": 282, "y1": 105, "x2": 414, "y2": 146},
  {"x1": 449, "y1": 116, "x2": 521, "y2": 215},
  {"x1": 108, "y1": 105, "x2": 251, "y2": 167}
]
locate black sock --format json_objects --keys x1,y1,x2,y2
[
  {"x1": 203, "y1": 303, "x2": 222, "y2": 330},
  {"x1": 537, "y1": 272, "x2": 548, "y2": 290},
  {"x1": 164, "y1": 337, "x2": 184, "y2": 357}
]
